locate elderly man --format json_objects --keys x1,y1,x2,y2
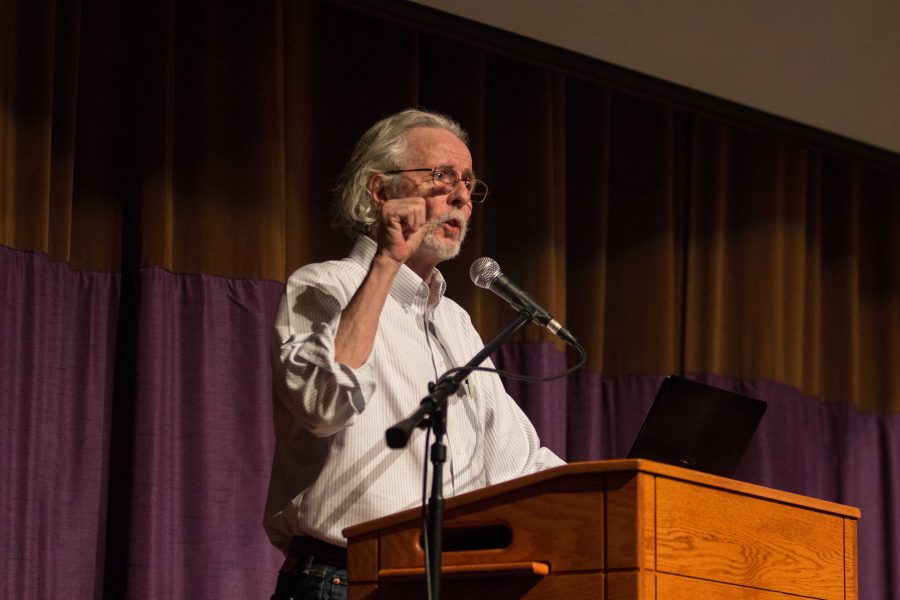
[{"x1": 265, "y1": 108, "x2": 563, "y2": 600}]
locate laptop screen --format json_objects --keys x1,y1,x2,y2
[{"x1": 627, "y1": 375, "x2": 767, "y2": 477}]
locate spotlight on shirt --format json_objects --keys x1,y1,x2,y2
[{"x1": 470, "y1": 257, "x2": 577, "y2": 346}]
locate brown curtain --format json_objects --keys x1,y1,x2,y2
[
  {"x1": 4, "y1": 1, "x2": 900, "y2": 598},
  {"x1": 2, "y1": 1, "x2": 899, "y2": 408}
]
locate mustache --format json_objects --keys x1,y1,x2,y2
[
  {"x1": 422, "y1": 208, "x2": 468, "y2": 259},
  {"x1": 429, "y1": 209, "x2": 468, "y2": 232}
]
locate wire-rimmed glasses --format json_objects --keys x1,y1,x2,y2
[{"x1": 384, "y1": 166, "x2": 489, "y2": 203}]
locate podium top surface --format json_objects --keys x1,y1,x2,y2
[{"x1": 342, "y1": 458, "x2": 859, "y2": 540}]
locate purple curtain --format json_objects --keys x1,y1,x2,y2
[
  {"x1": 112, "y1": 268, "x2": 286, "y2": 598},
  {"x1": 3, "y1": 242, "x2": 898, "y2": 597},
  {"x1": 1, "y1": 247, "x2": 119, "y2": 599},
  {"x1": 1, "y1": 245, "x2": 285, "y2": 599}
]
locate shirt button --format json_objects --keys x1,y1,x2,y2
[{"x1": 332, "y1": 576, "x2": 343, "y2": 585}]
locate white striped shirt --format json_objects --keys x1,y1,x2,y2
[{"x1": 263, "y1": 235, "x2": 564, "y2": 549}]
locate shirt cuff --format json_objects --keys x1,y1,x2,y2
[{"x1": 294, "y1": 321, "x2": 376, "y2": 414}]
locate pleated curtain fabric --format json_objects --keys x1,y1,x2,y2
[{"x1": 2, "y1": 1, "x2": 899, "y2": 598}]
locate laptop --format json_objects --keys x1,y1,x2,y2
[{"x1": 627, "y1": 375, "x2": 767, "y2": 477}]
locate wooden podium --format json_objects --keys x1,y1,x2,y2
[{"x1": 343, "y1": 459, "x2": 859, "y2": 599}]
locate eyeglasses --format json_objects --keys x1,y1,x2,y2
[{"x1": 384, "y1": 166, "x2": 489, "y2": 204}]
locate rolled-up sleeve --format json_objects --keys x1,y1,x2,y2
[{"x1": 272, "y1": 270, "x2": 376, "y2": 437}]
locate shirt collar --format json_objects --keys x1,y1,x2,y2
[{"x1": 349, "y1": 236, "x2": 447, "y2": 309}]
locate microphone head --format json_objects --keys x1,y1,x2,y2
[{"x1": 470, "y1": 257, "x2": 502, "y2": 289}]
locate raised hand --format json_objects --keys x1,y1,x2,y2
[{"x1": 375, "y1": 197, "x2": 429, "y2": 266}]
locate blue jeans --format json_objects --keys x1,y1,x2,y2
[{"x1": 269, "y1": 555, "x2": 348, "y2": 600}]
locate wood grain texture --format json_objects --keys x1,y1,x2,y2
[
  {"x1": 845, "y1": 518, "x2": 858, "y2": 599},
  {"x1": 606, "y1": 570, "x2": 655, "y2": 600},
  {"x1": 346, "y1": 532, "x2": 379, "y2": 583},
  {"x1": 377, "y1": 473, "x2": 605, "y2": 572},
  {"x1": 378, "y1": 560, "x2": 550, "y2": 580},
  {"x1": 655, "y1": 477, "x2": 846, "y2": 599},
  {"x1": 368, "y1": 572, "x2": 603, "y2": 600},
  {"x1": 656, "y1": 572, "x2": 806, "y2": 598},
  {"x1": 605, "y1": 472, "x2": 656, "y2": 571},
  {"x1": 345, "y1": 460, "x2": 859, "y2": 600}
]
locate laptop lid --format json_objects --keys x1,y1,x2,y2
[{"x1": 626, "y1": 375, "x2": 767, "y2": 477}]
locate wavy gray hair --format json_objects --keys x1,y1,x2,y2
[{"x1": 333, "y1": 108, "x2": 469, "y2": 237}]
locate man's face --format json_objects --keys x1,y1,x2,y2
[{"x1": 397, "y1": 127, "x2": 475, "y2": 261}]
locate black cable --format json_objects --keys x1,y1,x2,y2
[{"x1": 436, "y1": 340, "x2": 587, "y2": 384}]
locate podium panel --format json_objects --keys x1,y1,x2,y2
[{"x1": 343, "y1": 459, "x2": 859, "y2": 599}]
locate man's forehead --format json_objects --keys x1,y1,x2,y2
[{"x1": 406, "y1": 127, "x2": 473, "y2": 169}]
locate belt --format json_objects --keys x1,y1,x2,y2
[{"x1": 285, "y1": 536, "x2": 347, "y2": 568}]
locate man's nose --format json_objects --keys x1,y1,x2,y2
[{"x1": 446, "y1": 180, "x2": 471, "y2": 208}]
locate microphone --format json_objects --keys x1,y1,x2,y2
[{"x1": 470, "y1": 257, "x2": 577, "y2": 346}]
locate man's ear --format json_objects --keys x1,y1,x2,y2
[{"x1": 368, "y1": 175, "x2": 388, "y2": 208}]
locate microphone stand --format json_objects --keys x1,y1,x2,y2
[{"x1": 385, "y1": 308, "x2": 534, "y2": 600}]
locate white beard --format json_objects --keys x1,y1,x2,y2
[{"x1": 421, "y1": 209, "x2": 468, "y2": 261}]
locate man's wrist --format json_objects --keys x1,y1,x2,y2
[{"x1": 371, "y1": 249, "x2": 404, "y2": 273}]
